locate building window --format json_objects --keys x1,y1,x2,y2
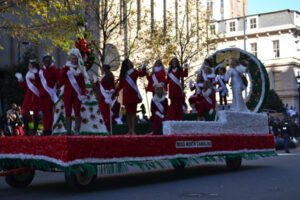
[
  {"x1": 250, "y1": 18, "x2": 257, "y2": 29},
  {"x1": 221, "y1": 0, "x2": 224, "y2": 8},
  {"x1": 229, "y1": 21, "x2": 236, "y2": 32},
  {"x1": 237, "y1": 1, "x2": 240, "y2": 12},
  {"x1": 273, "y1": 71, "x2": 281, "y2": 90},
  {"x1": 251, "y1": 43, "x2": 257, "y2": 57},
  {"x1": 273, "y1": 40, "x2": 280, "y2": 58},
  {"x1": 210, "y1": 24, "x2": 216, "y2": 34},
  {"x1": 207, "y1": 0, "x2": 213, "y2": 11},
  {"x1": 221, "y1": 12, "x2": 224, "y2": 20}
]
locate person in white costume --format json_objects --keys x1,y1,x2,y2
[{"x1": 226, "y1": 57, "x2": 249, "y2": 112}]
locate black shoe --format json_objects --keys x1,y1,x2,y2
[{"x1": 285, "y1": 151, "x2": 290, "y2": 153}]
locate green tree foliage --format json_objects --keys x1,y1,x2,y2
[
  {"x1": 263, "y1": 89, "x2": 286, "y2": 113},
  {"x1": 0, "y1": 0, "x2": 85, "y2": 51}
]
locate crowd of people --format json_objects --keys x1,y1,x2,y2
[
  {"x1": 0, "y1": 103, "x2": 27, "y2": 136},
  {"x1": 268, "y1": 109, "x2": 300, "y2": 153},
  {"x1": 0, "y1": 47, "x2": 259, "y2": 136}
]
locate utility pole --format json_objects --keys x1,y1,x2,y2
[{"x1": 243, "y1": 0, "x2": 246, "y2": 51}]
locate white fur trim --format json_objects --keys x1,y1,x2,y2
[
  {"x1": 0, "y1": 148, "x2": 275, "y2": 167},
  {"x1": 163, "y1": 111, "x2": 269, "y2": 135}
]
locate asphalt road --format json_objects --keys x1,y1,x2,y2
[{"x1": 0, "y1": 149, "x2": 300, "y2": 200}]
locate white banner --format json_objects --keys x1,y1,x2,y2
[
  {"x1": 39, "y1": 69, "x2": 58, "y2": 103},
  {"x1": 67, "y1": 70, "x2": 83, "y2": 102}
]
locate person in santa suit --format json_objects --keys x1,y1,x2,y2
[
  {"x1": 188, "y1": 71, "x2": 204, "y2": 112},
  {"x1": 93, "y1": 64, "x2": 115, "y2": 134},
  {"x1": 15, "y1": 60, "x2": 40, "y2": 135},
  {"x1": 166, "y1": 57, "x2": 188, "y2": 120},
  {"x1": 150, "y1": 82, "x2": 169, "y2": 135},
  {"x1": 195, "y1": 80, "x2": 216, "y2": 121},
  {"x1": 146, "y1": 59, "x2": 167, "y2": 95},
  {"x1": 59, "y1": 49, "x2": 87, "y2": 135},
  {"x1": 38, "y1": 55, "x2": 60, "y2": 136},
  {"x1": 114, "y1": 58, "x2": 147, "y2": 135},
  {"x1": 216, "y1": 66, "x2": 229, "y2": 105},
  {"x1": 201, "y1": 59, "x2": 216, "y2": 88}
]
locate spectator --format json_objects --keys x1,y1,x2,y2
[
  {"x1": 280, "y1": 118, "x2": 292, "y2": 153},
  {"x1": 6, "y1": 103, "x2": 17, "y2": 118},
  {"x1": 0, "y1": 114, "x2": 11, "y2": 136},
  {"x1": 0, "y1": 129, "x2": 4, "y2": 137}
]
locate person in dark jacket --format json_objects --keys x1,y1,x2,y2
[{"x1": 280, "y1": 119, "x2": 292, "y2": 153}]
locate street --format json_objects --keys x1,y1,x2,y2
[{"x1": 0, "y1": 149, "x2": 300, "y2": 200}]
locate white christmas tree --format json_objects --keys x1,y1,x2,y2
[{"x1": 52, "y1": 80, "x2": 108, "y2": 135}]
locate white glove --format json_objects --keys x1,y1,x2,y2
[
  {"x1": 155, "y1": 111, "x2": 164, "y2": 119},
  {"x1": 15, "y1": 73, "x2": 23, "y2": 82},
  {"x1": 183, "y1": 63, "x2": 188, "y2": 69},
  {"x1": 189, "y1": 80, "x2": 194, "y2": 89}
]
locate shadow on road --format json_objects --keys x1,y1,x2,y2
[{"x1": 0, "y1": 164, "x2": 271, "y2": 196}]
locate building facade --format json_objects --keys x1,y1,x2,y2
[
  {"x1": 213, "y1": 9, "x2": 300, "y2": 113},
  {"x1": 202, "y1": 0, "x2": 247, "y2": 20}
]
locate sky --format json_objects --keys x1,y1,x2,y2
[{"x1": 248, "y1": 0, "x2": 300, "y2": 15}]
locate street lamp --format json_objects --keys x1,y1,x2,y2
[{"x1": 296, "y1": 71, "x2": 300, "y2": 116}]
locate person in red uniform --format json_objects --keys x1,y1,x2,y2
[
  {"x1": 201, "y1": 59, "x2": 216, "y2": 89},
  {"x1": 38, "y1": 55, "x2": 60, "y2": 135},
  {"x1": 188, "y1": 72, "x2": 204, "y2": 111},
  {"x1": 59, "y1": 49, "x2": 87, "y2": 135},
  {"x1": 166, "y1": 57, "x2": 188, "y2": 120},
  {"x1": 151, "y1": 82, "x2": 169, "y2": 135},
  {"x1": 216, "y1": 66, "x2": 229, "y2": 105},
  {"x1": 15, "y1": 60, "x2": 40, "y2": 135},
  {"x1": 195, "y1": 81, "x2": 216, "y2": 121},
  {"x1": 114, "y1": 58, "x2": 147, "y2": 135},
  {"x1": 93, "y1": 64, "x2": 115, "y2": 133},
  {"x1": 146, "y1": 59, "x2": 167, "y2": 95}
]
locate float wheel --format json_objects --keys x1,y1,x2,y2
[
  {"x1": 226, "y1": 157, "x2": 242, "y2": 170},
  {"x1": 5, "y1": 169, "x2": 35, "y2": 188},
  {"x1": 65, "y1": 166, "x2": 97, "y2": 189}
]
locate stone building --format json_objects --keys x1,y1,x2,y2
[{"x1": 213, "y1": 9, "x2": 300, "y2": 113}]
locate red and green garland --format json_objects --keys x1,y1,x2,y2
[
  {"x1": 75, "y1": 38, "x2": 95, "y2": 71},
  {"x1": 0, "y1": 134, "x2": 276, "y2": 175},
  {"x1": 209, "y1": 48, "x2": 270, "y2": 112}
]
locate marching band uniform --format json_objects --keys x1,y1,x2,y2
[
  {"x1": 166, "y1": 66, "x2": 188, "y2": 120},
  {"x1": 94, "y1": 72, "x2": 115, "y2": 132},
  {"x1": 38, "y1": 63, "x2": 60, "y2": 135},
  {"x1": 15, "y1": 68, "x2": 40, "y2": 135},
  {"x1": 115, "y1": 68, "x2": 146, "y2": 114},
  {"x1": 151, "y1": 91, "x2": 169, "y2": 135},
  {"x1": 216, "y1": 74, "x2": 229, "y2": 105}
]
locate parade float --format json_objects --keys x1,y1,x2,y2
[{"x1": 0, "y1": 48, "x2": 276, "y2": 189}]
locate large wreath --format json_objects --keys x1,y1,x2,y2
[{"x1": 207, "y1": 48, "x2": 269, "y2": 112}]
